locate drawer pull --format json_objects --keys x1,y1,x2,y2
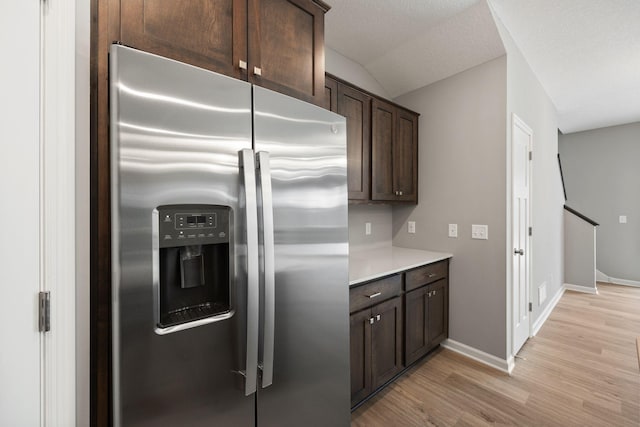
[
  {"x1": 376, "y1": 314, "x2": 381, "y2": 322},
  {"x1": 428, "y1": 273, "x2": 437, "y2": 278},
  {"x1": 367, "y1": 292, "x2": 382, "y2": 299},
  {"x1": 369, "y1": 317, "x2": 375, "y2": 325}
]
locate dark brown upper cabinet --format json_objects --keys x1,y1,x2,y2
[
  {"x1": 371, "y1": 98, "x2": 418, "y2": 203},
  {"x1": 337, "y1": 83, "x2": 371, "y2": 201},
  {"x1": 325, "y1": 74, "x2": 418, "y2": 204},
  {"x1": 119, "y1": 0, "x2": 329, "y2": 105},
  {"x1": 324, "y1": 74, "x2": 338, "y2": 112}
]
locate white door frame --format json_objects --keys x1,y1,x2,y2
[
  {"x1": 42, "y1": 0, "x2": 77, "y2": 424},
  {"x1": 511, "y1": 113, "x2": 533, "y2": 356}
]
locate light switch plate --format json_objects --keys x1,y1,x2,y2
[
  {"x1": 365, "y1": 222, "x2": 371, "y2": 235},
  {"x1": 619, "y1": 215, "x2": 627, "y2": 224},
  {"x1": 408, "y1": 221, "x2": 416, "y2": 234},
  {"x1": 471, "y1": 224, "x2": 488, "y2": 240},
  {"x1": 448, "y1": 224, "x2": 458, "y2": 238}
]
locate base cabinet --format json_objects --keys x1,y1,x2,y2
[
  {"x1": 404, "y1": 279, "x2": 448, "y2": 366},
  {"x1": 349, "y1": 295, "x2": 403, "y2": 408},
  {"x1": 350, "y1": 259, "x2": 449, "y2": 408}
]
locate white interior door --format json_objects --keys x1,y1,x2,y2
[
  {"x1": 512, "y1": 114, "x2": 532, "y2": 355},
  {"x1": 0, "y1": 0, "x2": 42, "y2": 425}
]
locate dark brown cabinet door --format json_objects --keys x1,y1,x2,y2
[
  {"x1": 371, "y1": 99, "x2": 396, "y2": 201},
  {"x1": 120, "y1": 0, "x2": 248, "y2": 80},
  {"x1": 338, "y1": 84, "x2": 371, "y2": 200},
  {"x1": 394, "y1": 108, "x2": 418, "y2": 202},
  {"x1": 324, "y1": 74, "x2": 338, "y2": 112},
  {"x1": 404, "y1": 287, "x2": 429, "y2": 366},
  {"x1": 350, "y1": 309, "x2": 372, "y2": 407},
  {"x1": 370, "y1": 296, "x2": 403, "y2": 389},
  {"x1": 428, "y1": 280, "x2": 448, "y2": 348},
  {"x1": 248, "y1": 0, "x2": 327, "y2": 105},
  {"x1": 371, "y1": 99, "x2": 418, "y2": 203}
]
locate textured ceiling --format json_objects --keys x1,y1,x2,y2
[
  {"x1": 490, "y1": 0, "x2": 640, "y2": 133},
  {"x1": 325, "y1": 0, "x2": 640, "y2": 133},
  {"x1": 325, "y1": 0, "x2": 505, "y2": 98}
]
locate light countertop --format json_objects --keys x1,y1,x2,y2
[{"x1": 349, "y1": 246, "x2": 452, "y2": 286}]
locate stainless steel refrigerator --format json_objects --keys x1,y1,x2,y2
[{"x1": 110, "y1": 45, "x2": 350, "y2": 426}]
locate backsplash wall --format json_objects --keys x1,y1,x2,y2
[{"x1": 348, "y1": 204, "x2": 393, "y2": 251}]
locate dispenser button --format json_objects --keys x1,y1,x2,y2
[
  {"x1": 207, "y1": 233, "x2": 215, "y2": 237},
  {"x1": 198, "y1": 233, "x2": 205, "y2": 238},
  {"x1": 177, "y1": 235, "x2": 185, "y2": 239},
  {"x1": 164, "y1": 215, "x2": 172, "y2": 222},
  {"x1": 163, "y1": 234, "x2": 172, "y2": 240},
  {"x1": 219, "y1": 232, "x2": 226, "y2": 238},
  {"x1": 187, "y1": 234, "x2": 196, "y2": 239}
]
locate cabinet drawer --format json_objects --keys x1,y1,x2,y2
[
  {"x1": 405, "y1": 260, "x2": 448, "y2": 292},
  {"x1": 350, "y1": 274, "x2": 402, "y2": 313}
]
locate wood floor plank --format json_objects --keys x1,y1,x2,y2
[{"x1": 351, "y1": 283, "x2": 640, "y2": 426}]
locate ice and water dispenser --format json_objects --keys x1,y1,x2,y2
[{"x1": 156, "y1": 204, "x2": 232, "y2": 329}]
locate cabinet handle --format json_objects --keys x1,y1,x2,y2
[
  {"x1": 369, "y1": 317, "x2": 375, "y2": 325},
  {"x1": 366, "y1": 292, "x2": 382, "y2": 299},
  {"x1": 427, "y1": 273, "x2": 437, "y2": 278},
  {"x1": 428, "y1": 291, "x2": 433, "y2": 297},
  {"x1": 376, "y1": 314, "x2": 381, "y2": 322},
  {"x1": 399, "y1": 191, "x2": 403, "y2": 196},
  {"x1": 239, "y1": 60, "x2": 247, "y2": 70},
  {"x1": 253, "y1": 66, "x2": 262, "y2": 76}
]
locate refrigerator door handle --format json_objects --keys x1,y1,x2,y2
[
  {"x1": 257, "y1": 151, "x2": 275, "y2": 388},
  {"x1": 240, "y1": 148, "x2": 259, "y2": 396}
]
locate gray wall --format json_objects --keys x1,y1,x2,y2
[
  {"x1": 348, "y1": 205, "x2": 393, "y2": 251},
  {"x1": 393, "y1": 57, "x2": 509, "y2": 359},
  {"x1": 493, "y1": 14, "x2": 564, "y2": 354},
  {"x1": 564, "y1": 211, "x2": 596, "y2": 290},
  {"x1": 325, "y1": 47, "x2": 390, "y2": 98},
  {"x1": 559, "y1": 122, "x2": 640, "y2": 283}
]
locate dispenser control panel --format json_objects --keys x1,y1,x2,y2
[{"x1": 157, "y1": 204, "x2": 230, "y2": 248}]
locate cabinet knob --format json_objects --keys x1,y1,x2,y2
[
  {"x1": 376, "y1": 314, "x2": 381, "y2": 322},
  {"x1": 394, "y1": 191, "x2": 399, "y2": 196},
  {"x1": 369, "y1": 317, "x2": 375, "y2": 325},
  {"x1": 239, "y1": 60, "x2": 247, "y2": 70},
  {"x1": 399, "y1": 191, "x2": 403, "y2": 196},
  {"x1": 253, "y1": 66, "x2": 262, "y2": 76}
]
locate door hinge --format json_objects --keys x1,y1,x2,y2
[
  {"x1": 528, "y1": 226, "x2": 532, "y2": 236},
  {"x1": 529, "y1": 151, "x2": 532, "y2": 161},
  {"x1": 528, "y1": 302, "x2": 532, "y2": 312},
  {"x1": 39, "y1": 291, "x2": 51, "y2": 332}
]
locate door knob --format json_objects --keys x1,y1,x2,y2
[{"x1": 514, "y1": 248, "x2": 524, "y2": 255}]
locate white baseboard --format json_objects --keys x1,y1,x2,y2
[
  {"x1": 595, "y1": 269, "x2": 640, "y2": 287},
  {"x1": 532, "y1": 286, "x2": 565, "y2": 336},
  {"x1": 608, "y1": 277, "x2": 640, "y2": 288},
  {"x1": 564, "y1": 283, "x2": 599, "y2": 294},
  {"x1": 441, "y1": 339, "x2": 513, "y2": 374},
  {"x1": 595, "y1": 269, "x2": 609, "y2": 282}
]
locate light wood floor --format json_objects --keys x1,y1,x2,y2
[{"x1": 351, "y1": 283, "x2": 640, "y2": 426}]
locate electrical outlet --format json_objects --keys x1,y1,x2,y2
[
  {"x1": 408, "y1": 221, "x2": 416, "y2": 234},
  {"x1": 471, "y1": 224, "x2": 488, "y2": 240},
  {"x1": 448, "y1": 224, "x2": 458, "y2": 238},
  {"x1": 365, "y1": 222, "x2": 371, "y2": 235}
]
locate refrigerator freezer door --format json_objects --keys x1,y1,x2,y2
[
  {"x1": 110, "y1": 45, "x2": 255, "y2": 426},
  {"x1": 253, "y1": 86, "x2": 351, "y2": 426}
]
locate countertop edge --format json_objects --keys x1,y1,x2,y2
[{"x1": 348, "y1": 252, "x2": 452, "y2": 287}]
